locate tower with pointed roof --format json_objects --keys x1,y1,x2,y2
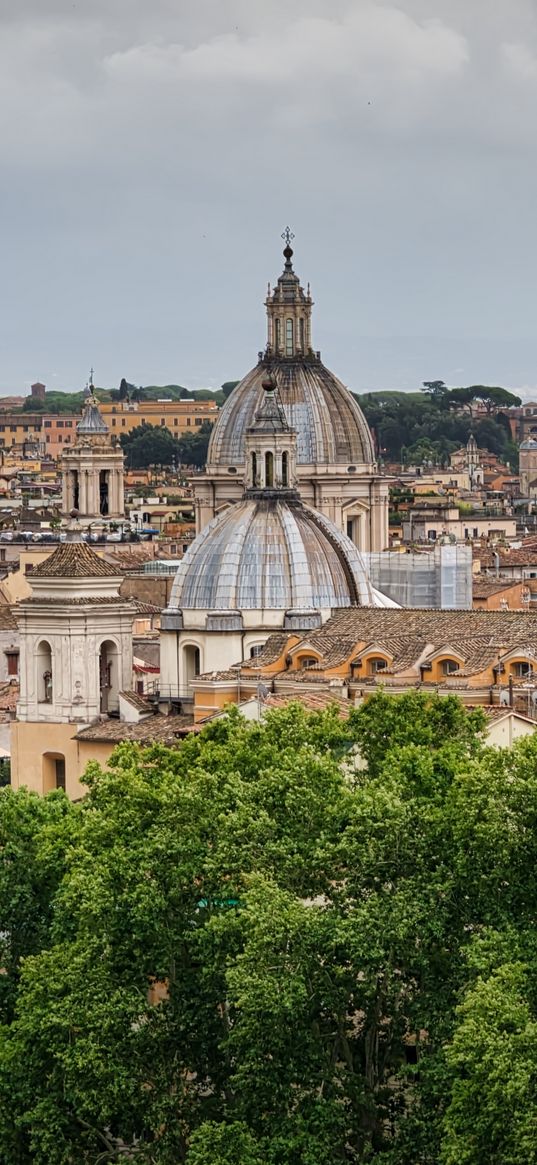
[
  {"x1": 194, "y1": 235, "x2": 388, "y2": 552},
  {"x1": 11, "y1": 542, "x2": 134, "y2": 797},
  {"x1": 61, "y1": 380, "x2": 125, "y2": 520}
]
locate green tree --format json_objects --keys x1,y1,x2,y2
[
  {"x1": 443, "y1": 962, "x2": 537, "y2": 1165},
  {"x1": 120, "y1": 423, "x2": 180, "y2": 468},
  {"x1": 176, "y1": 420, "x2": 214, "y2": 468},
  {"x1": 4, "y1": 698, "x2": 537, "y2": 1163}
]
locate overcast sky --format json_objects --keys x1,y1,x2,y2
[{"x1": 2, "y1": 0, "x2": 537, "y2": 397}]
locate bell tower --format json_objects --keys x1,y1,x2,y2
[
  {"x1": 11, "y1": 542, "x2": 134, "y2": 797},
  {"x1": 265, "y1": 228, "x2": 314, "y2": 358},
  {"x1": 61, "y1": 375, "x2": 125, "y2": 520}
]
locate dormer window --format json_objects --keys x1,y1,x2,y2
[
  {"x1": 441, "y1": 659, "x2": 459, "y2": 675},
  {"x1": 513, "y1": 661, "x2": 531, "y2": 678},
  {"x1": 369, "y1": 657, "x2": 388, "y2": 675},
  {"x1": 300, "y1": 657, "x2": 318, "y2": 669}
]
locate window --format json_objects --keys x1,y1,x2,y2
[
  {"x1": 252, "y1": 452, "x2": 258, "y2": 485},
  {"x1": 285, "y1": 318, "x2": 294, "y2": 356},
  {"x1": 44, "y1": 421, "x2": 51, "y2": 428},
  {"x1": 195, "y1": 418, "x2": 202, "y2": 425},
  {"x1": 122, "y1": 419, "x2": 126, "y2": 427},
  {"x1": 10, "y1": 427, "x2": 16, "y2": 433},
  {"x1": 299, "y1": 318, "x2": 305, "y2": 350},
  {"x1": 57, "y1": 421, "x2": 64, "y2": 428},
  {"x1": 187, "y1": 418, "x2": 191, "y2": 426},
  {"x1": 441, "y1": 659, "x2": 459, "y2": 675},
  {"x1": 5, "y1": 651, "x2": 18, "y2": 676},
  {"x1": 299, "y1": 657, "x2": 318, "y2": 669},
  {"x1": 282, "y1": 451, "x2": 289, "y2": 487},
  {"x1": 249, "y1": 644, "x2": 264, "y2": 658},
  {"x1": 174, "y1": 418, "x2": 178, "y2": 426},
  {"x1": 369, "y1": 657, "x2": 388, "y2": 674},
  {"x1": 65, "y1": 421, "x2": 72, "y2": 428},
  {"x1": 112, "y1": 419, "x2": 116, "y2": 426},
  {"x1": 55, "y1": 758, "x2": 66, "y2": 791},
  {"x1": 513, "y1": 661, "x2": 531, "y2": 678},
  {"x1": 265, "y1": 451, "x2": 274, "y2": 487},
  {"x1": 58, "y1": 435, "x2": 62, "y2": 443},
  {"x1": 0, "y1": 550, "x2": 5, "y2": 562},
  {"x1": 275, "y1": 318, "x2": 281, "y2": 349}
]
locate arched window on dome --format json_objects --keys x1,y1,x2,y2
[
  {"x1": 275, "y1": 319, "x2": 281, "y2": 351},
  {"x1": 285, "y1": 318, "x2": 294, "y2": 356},
  {"x1": 282, "y1": 451, "x2": 289, "y2": 487},
  {"x1": 265, "y1": 451, "x2": 274, "y2": 488},
  {"x1": 299, "y1": 318, "x2": 305, "y2": 351},
  {"x1": 251, "y1": 451, "x2": 258, "y2": 486}
]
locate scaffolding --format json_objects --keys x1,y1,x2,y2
[{"x1": 366, "y1": 544, "x2": 473, "y2": 609}]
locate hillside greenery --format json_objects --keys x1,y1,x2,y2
[
  {"x1": 1, "y1": 693, "x2": 537, "y2": 1163},
  {"x1": 355, "y1": 381, "x2": 521, "y2": 467}
]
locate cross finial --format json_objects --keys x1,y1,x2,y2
[
  {"x1": 89, "y1": 367, "x2": 94, "y2": 389},
  {"x1": 281, "y1": 227, "x2": 295, "y2": 248}
]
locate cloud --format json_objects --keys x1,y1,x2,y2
[{"x1": 1, "y1": 0, "x2": 537, "y2": 393}]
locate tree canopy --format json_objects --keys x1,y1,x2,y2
[
  {"x1": 357, "y1": 382, "x2": 521, "y2": 467},
  {"x1": 2, "y1": 692, "x2": 537, "y2": 1163},
  {"x1": 120, "y1": 421, "x2": 213, "y2": 469}
]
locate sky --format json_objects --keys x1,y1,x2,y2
[{"x1": 3, "y1": 0, "x2": 537, "y2": 398}]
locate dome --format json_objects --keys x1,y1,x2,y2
[
  {"x1": 208, "y1": 357, "x2": 375, "y2": 469},
  {"x1": 207, "y1": 240, "x2": 375, "y2": 470},
  {"x1": 520, "y1": 437, "x2": 537, "y2": 450},
  {"x1": 168, "y1": 495, "x2": 392, "y2": 613}
]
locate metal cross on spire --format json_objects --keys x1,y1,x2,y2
[
  {"x1": 89, "y1": 367, "x2": 94, "y2": 388},
  {"x1": 281, "y1": 227, "x2": 295, "y2": 248}
]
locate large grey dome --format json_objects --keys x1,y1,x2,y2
[
  {"x1": 168, "y1": 495, "x2": 391, "y2": 612},
  {"x1": 208, "y1": 241, "x2": 375, "y2": 470},
  {"x1": 208, "y1": 356, "x2": 375, "y2": 469}
]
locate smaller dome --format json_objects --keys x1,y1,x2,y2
[
  {"x1": 520, "y1": 437, "x2": 537, "y2": 450},
  {"x1": 77, "y1": 392, "x2": 108, "y2": 435},
  {"x1": 168, "y1": 496, "x2": 393, "y2": 613}
]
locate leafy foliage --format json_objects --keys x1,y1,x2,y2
[
  {"x1": 356, "y1": 383, "x2": 521, "y2": 467},
  {"x1": 120, "y1": 420, "x2": 214, "y2": 469},
  {"x1": 1, "y1": 695, "x2": 537, "y2": 1163}
]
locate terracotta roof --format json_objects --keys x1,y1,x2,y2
[
  {"x1": 75, "y1": 713, "x2": 193, "y2": 744},
  {"x1": 241, "y1": 634, "x2": 289, "y2": 668},
  {"x1": 264, "y1": 692, "x2": 351, "y2": 716},
  {"x1": 474, "y1": 547, "x2": 537, "y2": 568},
  {"x1": 472, "y1": 578, "x2": 522, "y2": 598},
  {"x1": 30, "y1": 542, "x2": 121, "y2": 579},
  {"x1": 130, "y1": 599, "x2": 162, "y2": 615},
  {"x1": 196, "y1": 667, "x2": 240, "y2": 683},
  {"x1": 103, "y1": 549, "x2": 157, "y2": 570},
  {"x1": 120, "y1": 690, "x2": 153, "y2": 713}
]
